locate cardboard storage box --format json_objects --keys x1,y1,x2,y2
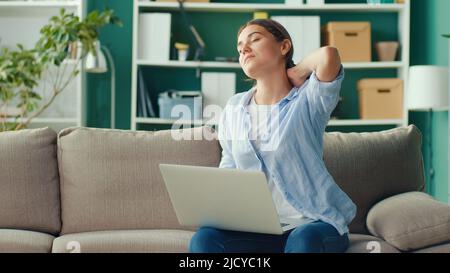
[
  {"x1": 323, "y1": 22, "x2": 372, "y2": 62},
  {"x1": 357, "y1": 78, "x2": 403, "y2": 119}
]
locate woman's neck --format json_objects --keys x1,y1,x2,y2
[{"x1": 254, "y1": 67, "x2": 293, "y2": 105}]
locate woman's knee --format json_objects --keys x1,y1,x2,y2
[
  {"x1": 284, "y1": 225, "x2": 323, "y2": 253},
  {"x1": 284, "y1": 222, "x2": 349, "y2": 253},
  {"x1": 189, "y1": 227, "x2": 226, "y2": 253}
]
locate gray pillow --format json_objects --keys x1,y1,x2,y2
[
  {"x1": 0, "y1": 127, "x2": 61, "y2": 235},
  {"x1": 57, "y1": 126, "x2": 221, "y2": 235},
  {"x1": 367, "y1": 192, "x2": 450, "y2": 251},
  {"x1": 323, "y1": 125, "x2": 425, "y2": 235}
]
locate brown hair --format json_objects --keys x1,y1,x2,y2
[{"x1": 237, "y1": 19, "x2": 295, "y2": 69}]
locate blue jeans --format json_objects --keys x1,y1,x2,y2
[{"x1": 189, "y1": 220, "x2": 349, "y2": 253}]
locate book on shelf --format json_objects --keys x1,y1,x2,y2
[{"x1": 137, "y1": 67, "x2": 156, "y2": 118}]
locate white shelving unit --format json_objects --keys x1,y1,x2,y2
[
  {"x1": 131, "y1": 0, "x2": 410, "y2": 130},
  {"x1": 0, "y1": 0, "x2": 86, "y2": 132}
]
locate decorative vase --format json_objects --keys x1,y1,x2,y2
[{"x1": 375, "y1": 41, "x2": 399, "y2": 62}]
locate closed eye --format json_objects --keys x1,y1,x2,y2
[
  {"x1": 237, "y1": 38, "x2": 261, "y2": 54},
  {"x1": 237, "y1": 34, "x2": 263, "y2": 53}
]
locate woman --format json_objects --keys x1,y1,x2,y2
[{"x1": 189, "y1": 19, "x2": 356, "y2": 253}]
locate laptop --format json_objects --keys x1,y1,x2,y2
[{"x1": 159, "y1": 164, "x2": 312, "y2": 235}]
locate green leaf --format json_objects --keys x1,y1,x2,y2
[{"x1": 28, "y1": 91, "x2": 42, "y2": 100}]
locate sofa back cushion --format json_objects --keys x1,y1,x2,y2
[
  {"x1": 323, "y1": 125, "x2": 425, "y2": 234},
  {"x1": 58, "y1": 126, "x2": 221, "y2": 235},
  {"x1": 57, "y1": 125, "x2": 424, "y2": 235},
  {"x1": 0, "y1": 127, "x2": 61, "y2": 235}
]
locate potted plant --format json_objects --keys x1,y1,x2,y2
[{"x1": 0, "y1": 9, "x2": 122, "y2": 131}]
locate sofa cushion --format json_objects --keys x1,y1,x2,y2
[
  {"x1": 366, "y1": 191, "x2": 450, "y2": 251},
  {"x1": 52, "y1": 229, "x2": 194, "y2": 253},
  {"x1": 323, "y1": 125, "x2": 425, "y2": 234},
  {"x1": 0, "y1": 229, "x2": 55, "y2": 253},
  {"x1": 346, "y1": 234, "x2": 400, "y2": 253},
  {"x1": 0, "y1": 127, "x2": 61, "y2": 234},
  {"x1": 413, "y1": 242, "x2": 450, "y2": 253},
  {"x1": 57, "y1": 126, "x2": 221, "y2": 235}
]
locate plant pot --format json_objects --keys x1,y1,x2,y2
[{"x1": 375, "y1": 41, "x2": 399, "y2": 62}]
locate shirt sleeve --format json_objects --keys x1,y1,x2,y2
[
  {"x1": 304, "y1": 65, "x2": 344, "y2": 130},
  {"x1": 218, "y1": 104, "x2": 236, "y2": 169}
]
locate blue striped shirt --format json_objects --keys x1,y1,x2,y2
[{"x1": 218, "y1": 66, "x2": 356, "y2": 235}]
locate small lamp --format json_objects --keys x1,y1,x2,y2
[
  {"x1": 85, "y1": 40, "x2": 116, "y2": 129},
  {"x1": 408, "y1": 66, "x2": 448, "y2": 111},
  {"x1": 407, "y1": 65, "x2": 449, "y2": 189}
]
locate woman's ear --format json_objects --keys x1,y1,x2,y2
[{"x1": 280, "y1": 39, "x2": 292, "y2": 56}]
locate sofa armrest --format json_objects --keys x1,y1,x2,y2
[{"x1": 367, "y1": 191, "x2": 450, "y2": 251}]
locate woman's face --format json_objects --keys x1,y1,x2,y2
[{"x1": 237, "y1": 24, "x2": 290, "y2": 79}]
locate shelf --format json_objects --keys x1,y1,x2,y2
[
  {"x1": 343, "y1": 61, "x2": 404, "y2": 69},
  {"x1": 137, "y1": 60, "x2": 404, "y2": 70},
  {"x1": 0, "y1": 1, "x2": 80, "y2": 14},
  {"x1": 138, "y1": 2, "x2": 405, "y2": 13},
  {"x1": 0, "y1": 1, "x2": 80, "y2": 8},
  {"x1": 136, "y1": 117, "x2": 206, "y2": 125},
  {"x1": 327, "y1": 119, "x2": 404, "y2": 126},
  {"x1": 1, "y1": 117, "x2": 79, "y2": 123},
  {"x1": 137, "y1": 60, "x2": 240, "y2": 69},
  {"x1": 136, "y1": 117, "x2": 403, "y2": 127},
  {"x1": 408, "y1": 107, "x2": 449, "y2": 112}
]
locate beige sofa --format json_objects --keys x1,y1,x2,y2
[{"x1": 1, "y1": 125, "x2": 450, "y2": 253}]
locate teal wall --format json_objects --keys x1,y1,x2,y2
[
  {"x1": 87, "y1": 0, "x2": 133, "y2": 129},
  {"x1": 411, "y1": 0, "x2": 449, "y2": 66},
  {"x1": 86, "y1": 0, "x2": 449, "y2": 201},
  {"x1": 410, "y1": 0, "x2": 449, "y2": 202}
]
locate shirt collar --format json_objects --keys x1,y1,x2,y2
[{"x1": 239, "y1": 86, "x2": 300, "y2": 107}]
